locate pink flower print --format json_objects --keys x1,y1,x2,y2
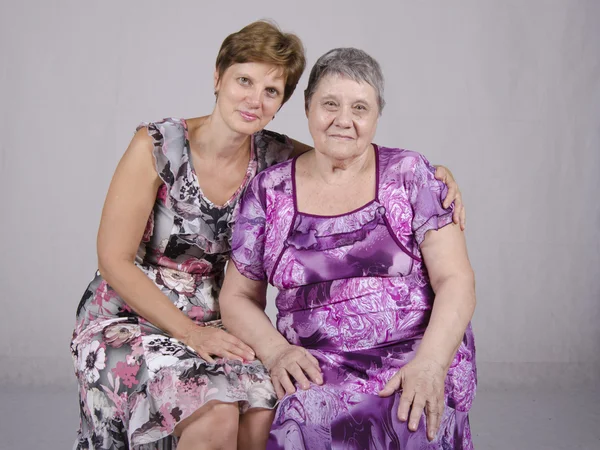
[
  {"x1": 103, "y1": 323, "x2": 141, "y2": 348},
  {"x1": 188, "y1": 306, "x2": 206, "y2": 322},
  {"x1": 158, "y1": 403, "x2": 182, "y2": 433},
  {"x1": 142, "y1": 211, "x2": 155, "y2": 242},
  {"x1": 157, "y1": 184, "x2": 168, "y2": 204},
  {"x1": 126, "y1": 336, "x2": 144, "y2": 365},
  {"x1": 92, "y1": 280, "x2": 118, "y2": 308},
  {"x1": 111, "y1": 361, "x2": 140, "y2": 389},
  {"x1": 179, "y1": 258, "x2": 212, "y2": 274},
  {"x1": 79, "y1": 340, "x2": 106, "y2": 384},
  {"x1": 158, "y1": 268, "x2": 196, "y2": 295}
]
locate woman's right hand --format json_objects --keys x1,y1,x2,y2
[
  {"x1": 262, "y1": 343, "x2": 323, "y2": 399},
  {"x1": 182, "y1": 325, "x2": 256, "y2": 364}
]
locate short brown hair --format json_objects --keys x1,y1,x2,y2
[{"x1": 215, "y1": 21, "x2": 306, "y2": 105}]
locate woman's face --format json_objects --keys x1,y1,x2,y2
[
  {"x1": 307, "y1": 74, "x2": 379, "y2": 161},
  {"x1": 214, "y1": 62, "x2": 285, "y2": 135}
]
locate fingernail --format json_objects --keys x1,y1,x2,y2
[{"x1": 317, "y1": 377, "x2": 323, "y2": 384}]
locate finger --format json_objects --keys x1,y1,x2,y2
[
  {"x1": 222, "y1": 341, "x2": 254, "y2": 361},
  {"x1": 408, "y1": 394, "x2": 426, "y2": 432},
  {"x1": 223, "y1": 333, "x2": 256, "y2": 359},
  {"x1": 443, "y1": 185, "x2": 456, "y2": 210},
  {"x1": 277, "y1": 369, "x2": 297, "y2": 396},
  {"x1": 379, "y1": 373, "x2": 401, "y2": 397},
  {"x1": 452, "y1": 198, "x2": 462, "y2": 224},
  {"x1": 460, "y1": 205, "x2": 466, "y2": 231},
  {"x1": 288, "y1": 362, "x2": 312, "y2": 390},
  {"x1": 303, "y1": 350, "x2": 322, "y2": 371},
  {"x1": 199, "y1": 351, "x2": 216, "y2": 365},
  {"x1": 298, "y1": 358, "x2": 323, "y2": 385},
  {"x1": 434, "y1": 166, "x2": 447, "y2": 183},
  {"x1": 271, "y1": 376, "x2": 286, "y2": 400},
  {"x1": 397, "y1": 388, "x2": 414, "y2": 422},
  {"x1": 219, "y1": 349, "x2": 244, "y2": 362},
  {"x1": 426, "y1": 400, "x2": 442, "y2": 441}
]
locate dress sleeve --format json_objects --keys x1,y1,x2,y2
[
  {"x1": 230, "y1": 175, "x2": 268, "y2": 281},
  {"x1": 408, "y1": 153, "x2": 455, "y2": 245},
  {"x1": 254, "y1": 130, "x2": 295, "y2": 172}
]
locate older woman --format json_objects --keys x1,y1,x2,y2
[{"x1": 221, "y1": 47, "x2": 476, "y2": 449}]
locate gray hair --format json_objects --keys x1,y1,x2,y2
[{"x1": 304, "y1": 47, "x2": 385, "y2": 114}]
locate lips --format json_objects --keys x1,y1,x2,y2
[
  {"x1": 239, "y1": 111, "x2": 259, "y2": 121},
  {"x1": 329, "y1": 134, "x2": 355, "y2": 140}
]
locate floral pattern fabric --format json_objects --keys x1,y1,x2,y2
[
  {"x1": 71, "y1": 118, "x2": 294, "y2": 449},
  {"x1": 231, "y1": 146, "x2": 477, "y2": 449}
]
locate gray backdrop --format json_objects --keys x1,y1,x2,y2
[{"x1": 1, "y1": 0, "x2": 598, "y2": 390}]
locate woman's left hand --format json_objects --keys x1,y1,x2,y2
[
  {"x1": 378, "y1": 356, "x2": 447, "y2": 442},
  {"x1": 434, "y1": 165, "x2": 466, "y2": 230}
]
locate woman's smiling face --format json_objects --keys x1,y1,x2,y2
[
  {"x1": 214, "y1": 62, "x2": 286, "y2": 135},
  {"x1": 306, "y1": 74, "x2": 379, "y2": 161}
]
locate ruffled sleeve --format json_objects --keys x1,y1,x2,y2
[
  {"x1": 407, "y1": 153, "x2": 454, "y2": 245},
  {"x1": 254, "y1": 129, "x2": 294, "y2": 173},
  {"x1": 230, "y1": 174, "x2": 268, "y2": 281}
]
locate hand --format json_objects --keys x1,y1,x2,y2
[
  {"x1": 182, "y1": 325, "x2": 256, "y2": 364},
  {"x1": 379, "y1": 356, "x2": 447, "y2": 442},
  {"x1": 262, "y1": 343, "x2": 323, "y2": 399},
  {"x1": 434, "y1": 165, "x2": 466, "y2": 230}
]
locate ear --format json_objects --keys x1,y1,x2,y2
[{"x1": 213, "y1": 69, "x2": 220, "y2": 93}]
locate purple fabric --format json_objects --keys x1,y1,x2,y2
[{"x1": 232, "y1": 146, "x2": 476, "y2": 449}]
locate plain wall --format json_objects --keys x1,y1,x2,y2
[{"x1": 0, "y1": 0, "x2": 598, "y2": 389}]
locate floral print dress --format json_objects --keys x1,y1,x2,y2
[
  {"x1": 231, "y1": 146, "x2": 477, "y2": 449},
  {"x1": 71, "y1": 118, "x2": 294, "y2": 449}
]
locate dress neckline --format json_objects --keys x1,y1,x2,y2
[
  {"x1": 291, "y1": 144, "x2": 381, "y2": 219},
  {"x1": 181, "y1": 118, "x2": 256, "y2": 210}
]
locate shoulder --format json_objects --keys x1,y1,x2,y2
[
  {"x1": 254, "y1": 129, "x2": 294, "y2": 170},
  {"x1": 251, "y1": 158, "x2": 293, "y2": 191},
  {"x1": 377, "y1": 146, "x2": 434, "y2": 182},
  {"x1": 137, "y1": 117, "x2": 187, "y2": 144}
]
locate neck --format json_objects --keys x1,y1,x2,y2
[
  {"x1": 189, "y1": 111, "x2": 251, "y2": 161},
  {"x1": 311, "y1": 145, "x2": 374, "y2": 185}
]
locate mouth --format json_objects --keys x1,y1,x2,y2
[
  {"x1": 329, "y1": 134, "x2": 355, "y2": 141},
  {"x1": 239, "y1": 111, "x2": 260, "y2": 121}
]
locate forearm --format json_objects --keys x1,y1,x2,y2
[
  {"x1": 221, "y1": 293, "x2": 289, "y2": 362},
  {"x1": 417, "y1": 273, "x2": 476, "y2": 371},
  {"x1": 98, "y1": 259, "x2": 197, "y2": 341}
]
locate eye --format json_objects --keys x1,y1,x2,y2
[
  {"x1": 238, "y1": 77, "x2": 251, "y2": 85},
  {"x1": 266, "y1": 87, "x2": 280, "y2": 97},
  {"x1": 323, "y1": 100, "x2": 338, "y2": 108},
  {"x1": 354, "y1": 104, "x2": 367, "y2": 111}
]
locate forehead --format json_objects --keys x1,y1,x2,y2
[
  {"x1": 313, "y1": 74, "x2": 376, "y2": 100},
  {"x1": 226, "y1": 62, "x2": 285, "y2": 82}
]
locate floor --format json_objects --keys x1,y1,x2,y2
[{"x1": 1, "y1": 385, "x2": 598, "y2": 449}]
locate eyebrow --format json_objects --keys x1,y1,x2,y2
[{"x1": 320, "y1": 93, "x2": 372, "y2": 105}]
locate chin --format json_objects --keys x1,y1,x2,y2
[{"x1": 232, "y1": 120, "x2": 263, "y2": 136}]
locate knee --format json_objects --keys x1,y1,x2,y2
[{"x1": 179, "y1": 402, "x2": 239, "y2": 443}]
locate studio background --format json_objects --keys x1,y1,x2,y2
[{"x1": 0, "y1": 1, "x2": 599, "y2": 448}]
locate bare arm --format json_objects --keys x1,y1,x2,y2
[
  {"x1": 220, "y1": 263, "x2": 323, "y2": 398},
  {"x1": 380, "y1": 223, "x2": 475, "y2": 440},
  {"x1": 96, "y1": 128, "x2": 253, "y2": 362},
  {"x1": 416, "y1": 223, "x2": 476, "y2": 367}
]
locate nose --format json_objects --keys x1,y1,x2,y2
[
  {"x1": 334, "y1": 106, "x2": 352, "y2": 128},
  {"x1": 245, "y1": 87, "x2": 261, "y2": 109}
]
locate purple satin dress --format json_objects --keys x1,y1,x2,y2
[{"x1": 231, "y1": 146, "x2": 476, "y2": 449}]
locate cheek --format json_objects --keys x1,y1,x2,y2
[
  {"x1": 358, "y1": 117, "x2": 378, "y2": 138},
  {"x1": 263, "y1": 99, "x2": 282, "y2": 116}
]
